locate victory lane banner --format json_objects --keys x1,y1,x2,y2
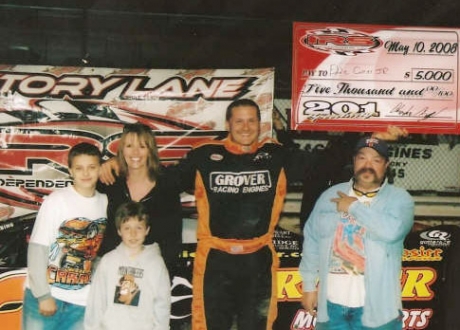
[
  {"x1": 292, "y1": 22, "x2": 460, "y2": 134},
  {"x1": 0, "y1": 65, "x2": 274, "y2": 220}
]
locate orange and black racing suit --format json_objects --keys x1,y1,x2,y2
[{"x1": 171, "y1": 136, "x2": 288, "y2": 330}]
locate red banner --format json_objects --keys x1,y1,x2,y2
[{"x1": 0, "y1": 65, "x2": 274, "y2": 219}]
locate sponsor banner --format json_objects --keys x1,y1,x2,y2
[
  {"x1": 292, "y1": 22, "x2": 460, "y2": 134},
  {"x1": 389, "y1": 143, "x2": 460, "y2": 192},
  {"x1": 0, "y1": 65, "x2": 274, "y2": 220}
]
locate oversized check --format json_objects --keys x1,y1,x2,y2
[{"x1": 292, "y1": 22, "x2": 460, "y2": 134}]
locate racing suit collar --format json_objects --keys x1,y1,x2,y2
[{"x1": 224, "y1": 135, "x2": 259, "y2": 154}]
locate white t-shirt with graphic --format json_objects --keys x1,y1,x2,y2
[
  {"x1": 327, "y1": 188, "x2": 374, "y2": 307},
  {"x1": 26, "y1": 185, "x2": 107, "y2": 306}
]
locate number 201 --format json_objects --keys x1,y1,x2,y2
[{"x1": 302, "y1": 101, "x2": 379, "y2": 116}]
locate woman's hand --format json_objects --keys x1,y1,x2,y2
[{"x1": 99, "y1": 158, "x2": 120, "y2": 185}]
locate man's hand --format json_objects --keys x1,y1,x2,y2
[
  {"x1": 372, "y1": 125, "x2": 408, "y2": 141},
  {"x1": 331, "y1": 191, "x2": 357, "y2": 213},
  {"x1": 99, "y1": 157, "x2": 120, "y2": 185},
  {"x1": 39, "y1": 297, "x2": 57, "y2": 317},
  {"x1": 301, "y1": 291, "x2": 318, "y2": 316}
]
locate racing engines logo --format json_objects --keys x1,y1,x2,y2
[{"x1": 300, "y1": 27, "x2": 383, "y2": 56}]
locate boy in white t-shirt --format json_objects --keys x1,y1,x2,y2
[{"x1": 22, "y1": 142, "x2": 108, "y2": 330}]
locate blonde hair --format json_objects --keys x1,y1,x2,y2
[{"x1": 116, "y1": 123, "x2": 161, "y2": 181}]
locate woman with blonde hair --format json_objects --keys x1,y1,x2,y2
[{"x1": 98, "y1": 123, "x2": 182, "y2": 277}]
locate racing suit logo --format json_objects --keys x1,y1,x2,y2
[{"x1": 210, "y1": 170, "x2": 272, "y2": 194}]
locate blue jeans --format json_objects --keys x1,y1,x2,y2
[
  {"x1": 315, "y1": 301, "x2": 402, "y2": 330},
  {"x1": 22, "y1": 288, "x2": 85, "y2": 330}
]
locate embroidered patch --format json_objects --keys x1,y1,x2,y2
[
  {"x1": 253, "y1": 152, "x2": 271, "y2": 162},
  {"x1": 210, "y1": 153, "x2": 224, "y2": 161}
]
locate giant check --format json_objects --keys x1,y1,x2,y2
[{"x1": 292, "y1": 22, "x2": 460, "y2": 134}]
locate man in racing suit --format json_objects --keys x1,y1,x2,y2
[{"x1": 169, "y1": 98, "x2": 289, "y2": 330}]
